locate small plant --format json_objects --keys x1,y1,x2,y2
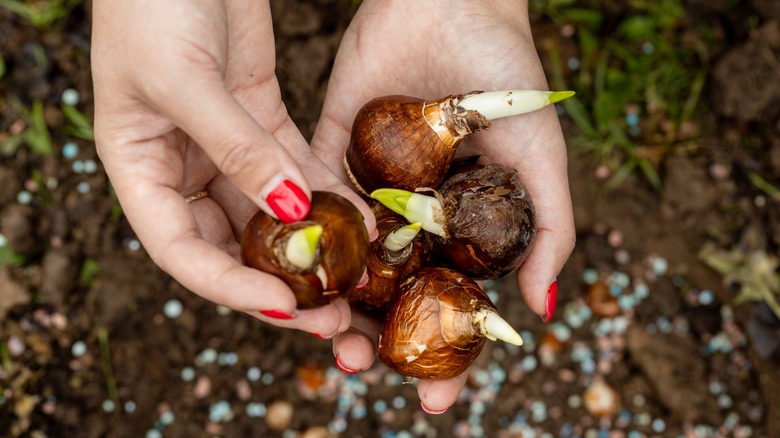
[
  {"x1": 0, "y1": 0, "x2": 83, "y2": 29},
  {"x1": 1, "y1": 96, "x2": 53, "y2": 156},
  {"x1": 536, "y1": 0, "x2": 711, "y2": 190},
  {"x1": 61, "y1": 103, "x2": 94, "y2": 141}
]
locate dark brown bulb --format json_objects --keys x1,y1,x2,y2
[
  {"x1": 432, "y1": 163, "x2": 536, "y2": 280},
  {"x1": 378, "y1": 267, "x2": 500, "y2": 380},
  {"x1": 344, "y1": 94, "x2": 490, "y2": 195},
  {"x1": 344, "y1": 202, "x2": 431, "y2": 310},
  {"x1": 241, "y1": 191, "x2": 369, "y2": 309}
]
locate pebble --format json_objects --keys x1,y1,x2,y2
[
  {"x1": 236, "y1": 378, "x2": 252, "y2": 401},
  {"x1": 61, "y1": 142, "x2": 79, "y2": 159},
  {"x1": 145, "y1": 430, "x2": 162, "y2": 438},
  {"x1": 583, "y1": 268, "x2": 599, "y2": 285},
  {"x1": 7, "y1": 336, "x2": 25, "y2": 356},
  {"x1": 392, "y1": 396, "x2": 406, "y2": 410},
  {"x1": 61, "y1": 88, "x2": 80, "y2": 106},
  {"x1": 196, "y1": 348, "x2": 218, "y2": 365},
  {"x1": 159, "y1": 410, "x2": 175, "y2": 426},
  {"x1": 72, "y1": 160, "x2": 85, "y2": 173},
  {"x1": 84, "y1": 160, "x2": 98, "y2": 174},
  {"x1": 216, "y1": 305, "x2": 232, "y2": 315},
  {"x1": 633, "y1": 283, "x2": 649, "y2": 300},
  {"x1": 124, "y1": 400, "x2": 137, "y2": 413},
  {"x1": 71, "y1": 341, "x2": 87, "y2": 357},
  {"x1": 551, "y1": 323, "x2": 572, "y2": 342},
  {"x1": 192, "y1": 375, "x2": 211, "y2": 398},
  {"x1": 246, "y1": 402, "x2": 267, "y2": 418},
  {"x1": 650, "y1": 257, "x2": 668, "y2": 276},
  {"x1": 521, "y1": 355, "x2": 538, "y2": 372},
  {"x1": 567, "y1": 395, "x2": 582, "y2": 409},
  {"x1": 261, "y1": 372, "x2": 275, "y2": 385},
  {"x1": 218, "y1": 351, "x2": 238, "y2": 366},
  {"x1": 607, "y1": 230, "x2": 624, "y2": 248},
  {"x1": 208, "y1": 400, "x2": 233, "y2": 422},
  {"x1": 180, "y1": 367, "x2": 195, "y2": 382},
  {"x1": 698, "y1": 289, "x2": 715, "y2": 305},
  {"x1": 163, "y1": 299, "x2": 183, "y2": 318},
  {"x1": 76, "y1": 181, "x2": 91, "y2": 194},
  {"x1": 247, "y1": 367, "x2": 262, "y2": 381},
  {"x1": 717, "y1": 394, "x2": 733, "y2": 409},
  {"x1": 0, "y1": 233, "x2": 7, "y2": 247},
  {"x1": 266, "y1": 400, "x2": 294, "y2": 431},
  {"x1": 102, "y1": 399, "x2": 116, "y2": 413},
  {"x1": 615, "y1": 249, "x2": 631, "y2": 265},
  {"x1": 584, "y1": 379, "x2": 620, "y2": 417},
  {"x1": 373, "y1": 400, "x2": 388, "y2": 414},
  {"x1": 567, "y1": 57, "x2": 581, "y2": 70},
  {"x1": 651, "y1": 418, "x2": 666, "y2": 433},
  {"x1": 486, "y1": 289, "x2": 500, "y2": 304},
  {"x1": 126, "y1": 239, "x2": 142, "y2": 251},
  {"x1": 17, "y1": 191, "x2": 33, "y2": 205}
]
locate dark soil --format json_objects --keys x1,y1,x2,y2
[{"x1": 1, "y1": 1, "x2": 779, "y2": 437}]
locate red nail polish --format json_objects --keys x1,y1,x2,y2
[
  {"x1": 259, "y1": 309, "x2": 295, "y2": 320},
  {"x1": 311, "y1": 332, "x2": 327, "y2": 339},
  {"x1": 265, "y1": 179, "x2": 310, "y2": 224},
  {"x1": 421, "y1": 402, "x2": 448, "y2": 415},
  {"x1": 335, "y1": 355, "x2": 358, "y2": 374},
  {"x1": 543, "y1": 281, "x2": 558, "y2": 323}
]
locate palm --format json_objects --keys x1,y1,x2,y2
[{"x1": 312, "y1": 0, "x2": 575, "y2": 412}]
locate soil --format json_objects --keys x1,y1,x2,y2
[{"x1": 1, "y1": 1, "x2": 779, "y2": 437}]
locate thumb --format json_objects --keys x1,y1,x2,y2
[{"x1": 150, "y1": 76, "x2": 311, "y2": 224}]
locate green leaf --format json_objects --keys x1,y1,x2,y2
[
  {"x1": 637, "y1": 158, "x2": 662, "y2": 191},
  {"x1": 24, "y1": 102, "x2": 53, "y2": 156},
  {"x1": 619, "y1": 15, "x2": 656, "y2": 41},
  {"x1": 0, "y1": 245, "x2": 24, "y2": 267},
  {"x1": 560, "y1": 8, "x2": 602, "y2": 29},
  {"x1": 80, "y1": 258, "x2": 101, "y2": 286},
  {"x1": 562, "y1": 97, "x2": 596, "y2": 137},
  {"x1": 61, "y1": 104, "x2": 94, "y2": 141}
]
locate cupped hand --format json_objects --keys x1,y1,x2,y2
[
  {"x1": 91, "y1": 0, "x2": 375, "y2": 338},
  {"x1": 311, "y1": 0, "x2": 576, "y2": 412}
]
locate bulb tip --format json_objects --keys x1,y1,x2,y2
[
  {"x1": 549, "y1": 90, "x2": 575, "y2": 104},
  {"x1": 302, "y1": 224, "x2": 323, "y2": 253},
  {"x1": 483, "y1": 311, "x2": 524, "y2": 346},
  {"x1": 370, "y1": 188, "x2": 413, "y2": 216}
]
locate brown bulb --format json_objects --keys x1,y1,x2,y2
[
  {"x1": 378, "y1": 267, "x2": 522, "y2": 380},
  {"x1": 344, "y1": 90, "x2": 576, "y2": 196},
  {"x1": 241, "y1": 191, "x2": 369, "y2": 309},
  {"x1": 345, "y1": 93, "x2": 490, "y2": 195},
  {"x1": 344, "y1": 202, "x2": 431, "y2": 310},
  {"x1": 432, "y1": 163, "x2": 536, "y2": 279}
]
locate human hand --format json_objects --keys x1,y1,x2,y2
[
  {"x1": 311, "y1": 0, "x2": 576, "y2": 413},
  {"x1": 91, "y1": 0, "x2": 375, "y2": 337}
]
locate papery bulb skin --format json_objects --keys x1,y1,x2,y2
[
  {"x1": 241, "y1": 191, "x2": 369, "y2": 309},
  {"x1": 377, "y1": 267, "x2": 496, "y2": 380},
  {"x1": 432, "y1": 163, "x2": 536, "y2": 280},
  {"x1": 345, "y1": 94, "x2": 490, "y2": 195},
  {"x1": 344, "y1": 202, "x2": 431, "y2": 310}
]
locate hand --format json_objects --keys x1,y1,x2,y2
[
  {"x1": 91, "y1": 0, "x2": 375, "y2": 337},
  {"x1": 311, "y1": 0, "x2": 576, "y2": 412}
]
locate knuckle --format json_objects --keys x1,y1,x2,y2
[{"x1": 216, "y1": 140, "x2": 259, "y2": 180}]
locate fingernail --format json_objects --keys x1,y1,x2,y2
[
  {"x1": 421, "y1": 402, "x2": 448, "y2": 415},
  {"x1": 263, "y1": 175, "x2": 310, "y2": 224},
  {"x1": 311, "y1": 332, "x2": 333, "y2": 340},
  {"x1": 369, "y1": 227, "x2": 379, "y2": 242},
  {"x1": 259, "y1": 309, "x2": 296, "y2": 320},
  {"x1": 354, "y1": 269, "x2": 369, "y2": 290},
  {"x1": 542, "y1": 280, "x2": 558, "y2": 323},
  {"x1": 335, "y1": 355, "x2": 359, "y2": 374}
]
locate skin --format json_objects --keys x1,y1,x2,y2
[
  {"x1": 91, "y1": 0, "x2": 376, "y2": 338},
  {"x1": 311, "y1": 0, "x2": 576, "y2": 412},
  {"x1": 92, "y1": 0, "x2": 575, "y2": 414}
]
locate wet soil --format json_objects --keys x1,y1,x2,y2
[{"x1": 1, "y1": 1, "x2": 779, "y2": 437}]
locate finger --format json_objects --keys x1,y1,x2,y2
[
  {"x1": 248, "y1": 298, "x2": 350, "y2": 339},
  {"x1": 477, "y1": 107, "x2": 575, "y2": 321},
  {"x1": 143, "y1": 68, "x2": 312, "y2": 225},
  {"x1": 417, "y1": 370, "x2": 470, "y2": 414},
  {"x1": 331, "y1": 310, "x2": 381, "y2": 374},
  {"x1": 274, "y1": 117, "x2": 378, "y2": 240}
]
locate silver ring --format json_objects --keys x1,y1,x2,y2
[{"x1": 184, "y1": 190, "x2": 209, "y2": 204}]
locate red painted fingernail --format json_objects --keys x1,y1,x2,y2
[
  {"x1": 259, "y1": 309, "x2": 296, "y2": 320},
  {"x1": 421, "y1": 402, "x2": 448, "y2": 415},
  {"x1": 542, "y1": 280, "x2": 558, "y2": 323},
  {"x1": 264, "y1": 177, "x2": 310, "y2": 224},
  {"x1": 311, "y1": 332, "x2": 333, "y2": 340},
  {"x1": 335, "y1": 355, "x2": 359, "y2": 374}
]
